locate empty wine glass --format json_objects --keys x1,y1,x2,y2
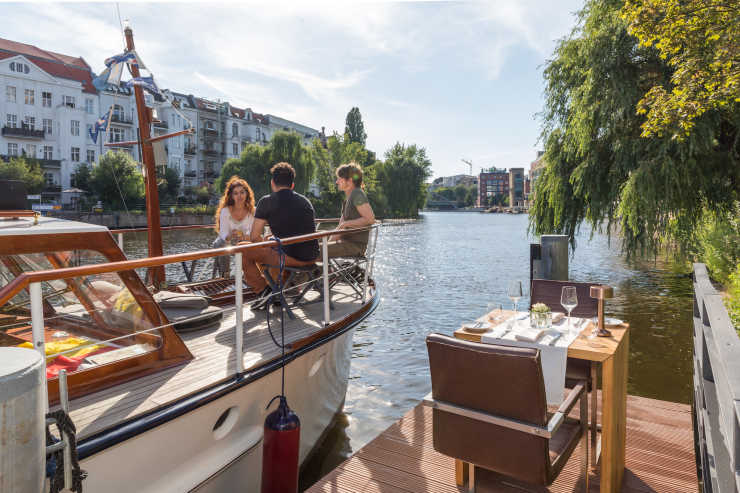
[
  {"x1": 507, "y1": 281, "x2": 522, "y2": 314},
  {"x1": 561, "y1": 286, "x2": 578, "y2": 332}
]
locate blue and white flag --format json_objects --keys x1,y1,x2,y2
[
  {"x1": 104, "y1": 51, "x2": 147, "y2": 70},
  {"x1": 89, "y1": 106, "x2": 113, "y2": 144},
  {"x1": 124, "y1": 76, "x2": 161, "y2": 97},
  {"x1": 92, "y1": 62, "x2": 125, "y2": 91}
]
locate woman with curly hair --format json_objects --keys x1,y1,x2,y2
[{"x1": 214, "y1": 176, "x2": 256, "y2": 245}]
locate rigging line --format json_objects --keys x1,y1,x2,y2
[
  {"x1": 115, "y1": 3, "x2": 126, "y2": 50},
  {"x1": 110, "y1": 159, "x2": 136, "y2": 228}
]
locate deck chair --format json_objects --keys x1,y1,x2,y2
[
  {"x1": 425, "y1": 333, "x2": 588, "y2": 492},
  {"x1": 260, "y1": 263, "x2": 333, "y2": 320},
  {"x1": 328, "y1": 225, "x2": 379, "y2": 301},
  {"x1": 530, "y1": 278, "x2": 600, "y2": 469}
]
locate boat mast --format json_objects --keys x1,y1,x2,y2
[{"x1": 124, "y1": 25, "x2": 165, "y2": 288}]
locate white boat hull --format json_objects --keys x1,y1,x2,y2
[{"x1": 77, "y1": 325, "x2": 356, "y2": 493}]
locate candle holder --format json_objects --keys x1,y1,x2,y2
[{"x1": 589, "y1": 285, "x2": 614, "y2": 337}]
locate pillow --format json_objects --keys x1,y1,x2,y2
[{"x1": 153, "y1": 290, "x2": 210, "y2": 310}]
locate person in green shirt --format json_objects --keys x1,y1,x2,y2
[{"x1": 328, "y1": 162, "x2": 375, "y2": 257}]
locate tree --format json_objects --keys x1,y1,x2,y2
[
  {"x1": 344, "y1": 107, "x2": 367, "y2": 146},
  {"x1": 70, "y1": 163, "x2": 92, "y2": 192},
  {"x1": 622, "y1": 0, "x2": 740, "y2": 138},
  {"x1": 380, "y1": 143, "x2": 432, "y2": 217},
  {"x1": 530, "y1": 0, "x2": 739, "y2": 257},
  {"x1": 90, "y1": 151, "x2": 145, "y2": 210},
  {"x1": 157, "y1": 166, "x2": 182, "y2": 202},
  {"x1": 268, "y1": 131, "x2": 315, "y2": 195},
  {"x1": 0, "y1": 157, "x2": 44, "y2": 193}
]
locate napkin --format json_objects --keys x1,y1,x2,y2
[{"x1": 514, "y1": 327, "x2": 544, "y2": 342}]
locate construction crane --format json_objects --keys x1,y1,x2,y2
[{"x1": 461, "y1": 158, "x2": 473, "y2": 176}]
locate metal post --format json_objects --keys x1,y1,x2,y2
[
  {"x1": 322, "y1": 236, "x2": 330, "y2": 326},
  {"x1": 117, "y1": 232, "x2": 124, "y2": 251},
  {"x1": 29, "y1": 282, "x2": 47, "y2": 410},
  {"x1": 234, "y1": 252, "x2": 244, "y2": 373},
  {"x1": 59, "y1": 370, "x2": 72, "y2": 489}
]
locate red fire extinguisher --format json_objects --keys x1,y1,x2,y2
[{"x1": 261, "y1": 395, "x2": 300, "y2": 493}]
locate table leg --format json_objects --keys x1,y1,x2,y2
[
  {"x1": 599, "y1": 330, "x2": 629, "y2": 493},
  {"x1": 455, "y1": 459, "x2": 468, "y2": 487}
]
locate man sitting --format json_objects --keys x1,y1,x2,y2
[{"x1": 242, "y1": 162, "x2": 320, "y2": 304}]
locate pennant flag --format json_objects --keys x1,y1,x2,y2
[
  {"x1": 92, "y1": 62, "x2": 125, "y2": 91},
  {"x1": 104, "y1": 51, "x2": 147, "y2": 70},
  {"x1": 124, "y1": 76, "x2": 161, "y2": 97},
  {"x1": 89, "y1": 106, "x2": 113, "y2": 144}
]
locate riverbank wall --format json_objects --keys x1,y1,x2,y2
[{"x1": 48, "y1": 211, "x2": 213, "y2": 229}]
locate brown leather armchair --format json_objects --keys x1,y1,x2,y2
[
  {"x1": 425, "y1": 333, "x2": 588, "y2": 491},
  {"x1": 530, "y1": 279, "x2": 600, "y2": 468}
]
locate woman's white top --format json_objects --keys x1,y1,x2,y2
[{"x1": 218, "y1": 207, "x2": 254, "y2": 242}]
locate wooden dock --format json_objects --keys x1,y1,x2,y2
[{"x1": 307, "y1": 394, "x2": 697, "y2": 492}]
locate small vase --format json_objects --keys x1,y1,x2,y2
[{"x1": 530, "y1": 310, "x2": 551, "y2": 329}]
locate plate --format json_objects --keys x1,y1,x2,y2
[
  {"x1": 605, "y1": 317, "x2": 623, "y2": 326},
  {"x1": 462, "y1": 321, "x2": 492, "y2": 333}
]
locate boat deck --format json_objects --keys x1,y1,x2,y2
[
  {"x1": 307, "y1": 394, "x2": 697, "y2": 492},
  {"x1": 65, "y1": 284, "x2": 364, "y2": 440}
]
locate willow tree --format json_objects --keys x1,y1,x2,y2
[{"x1": 530, "y1": 0, "x2": 739, "y2": 257}]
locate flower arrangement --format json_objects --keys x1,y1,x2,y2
[
  {"x1": 530, "y1": 303, "x2": 552, "y2": 329},
  {"x1": 531, "y1": 303, "x2": 550, "y2": 313}
]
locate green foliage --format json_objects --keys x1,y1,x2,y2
[
  {"x1": 380, "y1": 143, "x2": 432, "y2": 217},
  {"x1": 622, "y1": 0, "x2": 740, "y2": 138},
  {"x1": 693, "y1": 204, "x2": 740, "y2": 285},
  {"x1": 217, "y1": 131, "x2": 315, "y2": 199},
  {"x1": 344, "y1": 107, "x2": 367, "y2": 146},
  {"x1": 727, "y1": 264, "x2": 740, "y2": 333},
  {"x1": 427, "y1": 184, "x2": 478, "y2": 208},
  {"x1": 0, "y1": 157, "x2": 44, "y2": 193},
  {"x1": 156, "y1": 166, "x2": 181, "y2": 202},
  {"x1": 90, "y1": 151, "x2": 144, "y2": 210},
  {"x1": 70, "y1": 163, "x2": 92, "y2": 192},
  {"x1": 530, "y1": 0, "x2": 739, "y2": 258}
]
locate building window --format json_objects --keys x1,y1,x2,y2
[
  {"x1": 86, "y1": 124, "x2": 92, "y2": 140},
  {"x1": 25, "y1": 144, "x2": 37, "y2": 157},
  {"x1": 111, "y1": 127, "x2": 124, "y2": 142},
  {"x1": 43, "y1": 118, "x2": 52, "y2": 135},
  {"x1": 63, "y1": 96, "x2": 75, "y2": 108},
  {"x1": 85, "y1": 98, "x2": 94, "y2": 114},
  {"x1": 6, "y1": 86, "x2": 16, "y2": 102},
  {"x1": 232, "y1": 123, "x2": 238, "y2": 137},
  {"x1": 87, "y1": 150, "x2": 95, "y2": 163},
  {"x1": 10, "y1": 62, "x2": 30, "y2": 74},
  {"x1": 23, "y1": 116, "x2": 36, "y2": 129},
  {"x1": 113, "y1": 104, "x2": 125, "y2": 120},
  {"x1": 44, "y1": 172, "x2": 54, "y2": 186},
  {"x1": 8, "y1": 143, "x2": 18, "y2": 156},
  {"x1": 6, "y1": 114, "x2": 17, "y2": 128},
  {"x1": 71, "y1": 147, "x2": 80, "y2": 162},
  {"x1": 232, "y1": 143, "x2": 238, "y2": 155},
  {"x1": 71, "y1": 120, "x2": 80, "y2": 136},
  {"x1": 24, "y1": 89, "x2": 34, "y2": 105},
  {"x1": 44, "y1": 146, "x2": 53, "y2": 160},
  {"x1": 42, "y1": 92, "x2": 52, "y2": 107}
]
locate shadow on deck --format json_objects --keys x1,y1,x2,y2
[{"x1": 307, "y1": 394, "x2": 697, "y2": 492}]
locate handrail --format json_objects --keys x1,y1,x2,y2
[
  {"x1": 692, "y1": 263, "x2": 740, "y2": 493},
  {"x1": 0, "y1": 223, "x2": 379, "y2": 306},
  {"x1": 108, "y1": 218, "x2": 342, "y2": 235}
]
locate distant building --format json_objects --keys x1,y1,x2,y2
[
  {"x1": 478, "y1": 168, "x2": 509, "y2": 207},
  {"x1": 441, "y1": 174, "x2": 477, "y2": 188},
  {"x1": 530, "y1": 151, "x2": 545, "y2": 193},
  {"x1": 509, "y1": 168, "x2": 525, "y2": 207}
]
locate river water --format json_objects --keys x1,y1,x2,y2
[{"x1": 122, "y1": 211, "x2": 695, "y2": 488}]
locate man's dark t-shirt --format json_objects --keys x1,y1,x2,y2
[{"x1": 254, "y1": 189, "x2": 320, "y2": 261}]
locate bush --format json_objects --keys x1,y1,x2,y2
[
  {"x1": 727, "y1": 263, "x2": 740, "y2": 335},
  {"x1": 694, "y1": 204, "x2": 740, "y2": 285},
  {"x1": 0, "y1": 157, "x2": 44, "y2": 193}
]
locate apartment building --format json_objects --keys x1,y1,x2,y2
[
  {"x1": 0, "y1": 38, "x2": 99, "y2": 204},
  {"x1": 478, "y1": 168, "x2": 509, "y2": 206}
]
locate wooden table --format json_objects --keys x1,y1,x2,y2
[{"x1": 453, "y1": 311, "x2": 629, "y2": 493}]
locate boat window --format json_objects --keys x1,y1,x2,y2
[{"x1": 0, "y1": 251, "x2": 162, "y2": 380}]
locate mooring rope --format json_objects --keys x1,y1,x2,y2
[
  {"x1": 264, "y1": 237, "x2": 288, "y2": 400},
  {"x1": 46, "y1": 409, "x2": 87, "y2": 493}
]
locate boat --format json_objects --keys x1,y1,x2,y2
[{"x1": 0, "y1": 24, "x2": 379, "y2": 493}]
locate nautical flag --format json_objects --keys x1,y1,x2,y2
[
  {"x1": 124, "y1": 76, "x2": 161, "y2": 97},
  {"x1": 92, "y1": 63, "x2": 125, "y2": 91},
  {"x1": 89, "y1": 106, "x2": 113, "y2": 144},
  {"x1": 104, "y1": 51, "x2": 147, "y2": 70}
]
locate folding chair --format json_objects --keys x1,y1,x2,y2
[
  {"x1": 328, "y1": 224, "x2": 379, "y2": 302},
  {"x1": 260, "y1": 263, "x2": 333, "y2": 320}
]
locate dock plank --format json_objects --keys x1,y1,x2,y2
[{"x1": 307, "y1": 395, "x2": 697, "y2": 492}]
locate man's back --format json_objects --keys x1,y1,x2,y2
[{"x1": 254, "y1": 189, "x2": 320, "y2": 261}]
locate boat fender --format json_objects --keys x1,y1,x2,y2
[{"x1": 261, "y1": 395, "x2": 300, "y2": 493}]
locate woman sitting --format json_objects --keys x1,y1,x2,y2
[
  {"x1": 328, "y1": 162, "x2": 375, "y2": 258},
  {"x1": 215, "y1": 176, "x2": 256, "y2": 245}
]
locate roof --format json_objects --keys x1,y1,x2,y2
[
  {"x1": 230, "y1": 106, "x2": 245, "y2": 119},
  {"x1": 0, "y1": 215, "x2": 108, "y2": 237},
  {"x1": 0, "y1": 37, "x2": 96, "y2": 94},
  {"x1": 252, "y1": 112, "x2": 269, "y2": 125}
]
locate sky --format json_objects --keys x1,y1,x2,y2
[{"x1": 2, "y1": 1, "x2": 585, "y2": 178}]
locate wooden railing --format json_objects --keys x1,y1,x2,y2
[{"x1": 692, "y1": 263, "x2": 740, "y2": 493}]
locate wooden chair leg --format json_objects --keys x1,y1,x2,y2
[{"x1": 468, "y1": 463, "x2": 475, "y2": 493}]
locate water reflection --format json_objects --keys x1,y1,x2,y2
[{"x1": 121, "y1": 212, "x2": 694, "y2": 489}]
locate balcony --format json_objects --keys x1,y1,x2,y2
[
  {"x1": 2, "y1": 126, "x2": 45, "y2": 139},
  {"x1": 202, "y1": 126, "x2": 218, "y2": 134},
  {"x1": 110, "y1": 114, "x2": 133, "y2": 125},
  {"x1": 39, "y1": 159, "x2": 62, "y2": 169},
  {"x1": 184, "y1": 170, "x2": 197, "y2": 177},
  {"x1": 184, "y1": 145, "x2": 197, "y2": 155},
  {"x1": 43, "y1": 185, "x2": 62, "y2": 193},
  {"x1": 153, "y1": 120, "x2": 168, "y2": 129},
  {"x1": 203, "y1": 148, "x2": 222, "y2": 156}
]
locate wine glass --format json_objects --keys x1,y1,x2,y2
[
  {"x1": 560, "y1": 286, "x2": 578, "y2": 332},
  {"x1": 507, "y1": 281, "x2": 522, "y2": 315}
]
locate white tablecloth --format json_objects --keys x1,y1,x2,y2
[{"x1": 480, "y1": 315, "x2": 585, "y2": 405}]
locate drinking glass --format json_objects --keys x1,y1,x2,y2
[
  {"x1": 507, "y1": 281, "x2": 522, "y2": 315},
  {"x1": 560, "y1": 286, "x2": 578, "y2": 332},
  {"x1": 487, "y1": 302, "x2": 504, "y2": 323}
]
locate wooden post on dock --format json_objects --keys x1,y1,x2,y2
[{"x1": 540, "y1": 235, "x2": 568, "y2": 280}]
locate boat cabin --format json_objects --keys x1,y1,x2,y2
[{"x1": 0, "y1": 214, "x2": 192, "y2": 404}]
